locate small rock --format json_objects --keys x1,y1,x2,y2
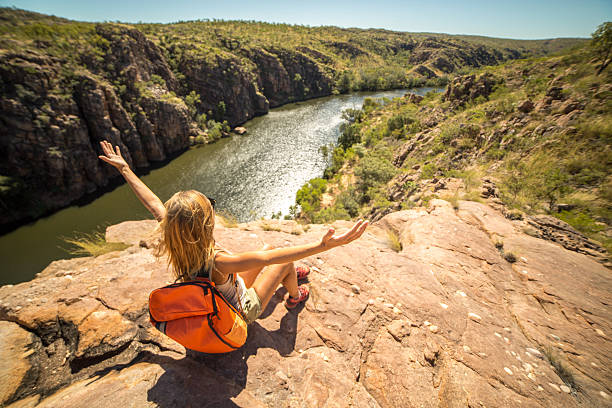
[
  {"x1": 560, "y1": 385, "x2": 570, "y2": 393},
  {"x1": 233, "y1": 126, "x2": 247, "y2": 135},
  {"x1": 463, "y1": 345, "x2": 471, "y2": 353},
  {"x1": 528, "y1": 372, "x2": 536, "y2": 381},
  {"x1": 424, "y1": 321, "x2": 432, "y2": 327},
  {"x1": 468, "y1": 312, "x2": 481, "y2": 322},
  {"x1": 504, "y1": 367, "x2": 513, "y2": 375},
  {"x1": 456, "y1": 291, "x2": 467, "y2": 297},
  {"x1": 387, "y1": 320, "x2": 411, "y2": 341},
  {"x1": 429, "y1": 325, "x2": 439, "y2": 333},
  {"x1": 600, "y1": 391, "x2": 609, "y2": 399},
  {"x1": 368, "y1": 299, "x2": 375, "y2": 305},
  {"x1": 526, "y1": 348, "x2": 542, "y2": 357},
  {"x1": 323, "y1": 355, "x2": 329, "y2": 362},
  {"x1": 549, "y1": 383, "x2": 561, "y2": 392},
  {"x1": 275, "y1": 370, "x2": 288, "y2": 382},
  {"x1": 550, "y1": 333, "x2": 560, "y2": 341},
  {"x1": 517, "y1": 99, "x2": 534, "y2": 113},
  {"x1": 392, "y1": 307, "x2": 400, "y2": 314},
  {"x1": 439, "y1": 303, "x2": 448, "y2": 309},
  {"x1": 351, "y1": 284, "x2": 361, "y2": 294},
  {"x1": 537, "y1": 386, "x2": 544, "y2": 391},
  {"x1": 495, "y1": 332, "x2": 502, "y2": 338},
  {"x1": 595, "y1": 328, "x2": 605, "y2": 337},
  {"x1": 384, "y1": 303, "x2": 394, "y2": 309},
  {"x1": 504, "y1": 337, "x2": 510, "y2": 343}
]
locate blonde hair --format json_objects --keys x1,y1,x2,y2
[{"x1": 157, "y1": 190, "x2": 216, "y2": 282}]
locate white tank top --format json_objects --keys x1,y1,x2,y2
[{"x1": 207, "y1": 247, "x2": 247, "y2": 311}]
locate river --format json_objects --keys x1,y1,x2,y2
[{"x1": 0, "y1": 88, "x2": 439, "y2": 285}]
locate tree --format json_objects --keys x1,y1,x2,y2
[{"x1": 591, "y1": 22, "x2": 612, "y2": 75}]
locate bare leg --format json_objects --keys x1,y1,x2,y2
[
  {"x1": 238, "y1": 243, "x2": 274, "y2": 288},
  {"x1": 251, "y1": 262, "x2": 299, "y2": 311}
]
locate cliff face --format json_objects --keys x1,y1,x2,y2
[
  {"x1": 0, "y1": 200, "x2": 610, "y2": 407},
  {"x1": 0, "y1": 8, "x2": 586, "y2": 230}
]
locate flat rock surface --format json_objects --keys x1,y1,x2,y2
[{"x1": 1, "y1": 200, "x2": 610, "y2": 407}]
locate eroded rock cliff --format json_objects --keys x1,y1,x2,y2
[{"x1": 0, "y1": 200, "x2": 609, "y2": 407}]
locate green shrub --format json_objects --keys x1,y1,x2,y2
[
  {"x1": 557, "y1": 210, "x2": 605, "y2": 234},
  {"x1": 150, "y1": 74, "x2": 166, "y2": 87},
  {"x1": 184, "y1": 90, "x2": 200, "y2": 117},
  {"x1": 296, "y1": 178, "x2": 328, "y2": 220},
  {"x1": 420, "y1": 163, "x2": 437, "y2": 180},
  {"x1": 354, "y1": 151, "x2": 398, "y2": 200}
]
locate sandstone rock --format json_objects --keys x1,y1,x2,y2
[
  {"x1": 405, "y1": 92, "x2": 424, "y2": 104},
  {"x1": 2, "y1": 201, "x2": 611, "y2": 407},
  {"x1": 527, "y1": 215, "x2": 609, "y2": 266},
  {"x1": 0, "y1": 321, "x2": 38, "y2": 405},
  {"x1": 517, "y1": 99, "x2": 534, "y2": 113},
  {"x1": 233, "y1": 126, "x2": 248, "y2": 135},
  {"x1": 546, "y1": 86, "x2": 564, "y2": 100},
  {"x1": 558, "y1": 99, "x2": 581, "y2": 114}
]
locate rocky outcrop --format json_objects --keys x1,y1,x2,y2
[
  {"x1": 1, "y1": 201, "x2": 610, "y2": 406},
  {"x1": 526, "y1": 215, "x2": 610, "y2": 267},
  {"x1": 444, "y1": 73, "x2": 499, "y2": 108}
]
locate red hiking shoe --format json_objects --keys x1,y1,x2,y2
[
  {"x1": 296, "y1": 265, "x2": 311, "y2": 281},
  {"x1": 285, "y1": 285, "x2": 309, "y2": 309}
]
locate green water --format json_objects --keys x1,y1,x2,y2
[{"x1": 0, "y1": 88, "x2": 438, "y2": 285}]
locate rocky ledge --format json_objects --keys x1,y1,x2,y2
[{"x1": 0, "y1": 200, "x2": 610, "y2": 407}]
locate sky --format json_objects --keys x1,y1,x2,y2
[{"x1": 1, "y1": 0, "x2": 611, "y2": 39}]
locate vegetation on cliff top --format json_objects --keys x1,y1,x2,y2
[
  {"x1": 0, "y1": 7, "x2": 589, "y2": 230},
  {"x1": 295, "y1": 34, "x2": 611, "y2": 254}
]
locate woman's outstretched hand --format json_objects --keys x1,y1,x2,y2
[
  {"x1": 98, "y1": 141, "x2": 128, "y2": 171},
  {"x1": 321, "y1": 219, "x2": 369, "y2": 248}
]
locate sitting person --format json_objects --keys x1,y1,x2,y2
[{"x1": 98, "y1": 140, "x2": 368, "y2": 324}]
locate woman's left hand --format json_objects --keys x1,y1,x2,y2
[{"x1": 321, "y1": 219, "x2": 369, "y2": 248}]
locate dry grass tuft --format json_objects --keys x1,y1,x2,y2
[
  {"x1": 62, "y1": 231, "x2": 129, "y2": 257},
  {"x1": 542, "y1": 346, "x2": 579, "y2": 392},
  {"x1": 260, "y1": 221, "x2": 281, "y2": 232},
  {"x1": 386, "y1": 229, "x2": 403, "y2": 252},
  {"x1": 216, "y1": 210, "x2": 238, "y2": 228}
]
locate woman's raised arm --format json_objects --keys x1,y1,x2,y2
[
  {"x1": 98, "y1": 141, "x2": 166, "y2": 222},
  {"x1": 215, "y1": 219, "x2": 368, "y2": 273}
]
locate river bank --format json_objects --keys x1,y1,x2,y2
[{"x1": 0, "y1": 88, "x2": 440, "y2": 285}]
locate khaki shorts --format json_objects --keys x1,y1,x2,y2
[{"x1": 241, "y1": 287, "x2": 262, "y2": 325}]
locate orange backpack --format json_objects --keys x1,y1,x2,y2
[{"x1": 148, "y1": 277, "x2": 248, "y2": 353}]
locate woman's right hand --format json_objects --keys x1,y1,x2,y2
[
  {"x1": 98, "y1": 141, "x2": 129, "y2": 171},
  {"x1": 321, "y1": 219, "x2": 369, "y2": 248}
]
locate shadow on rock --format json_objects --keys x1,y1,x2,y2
[{"x1": 145, "y1": 290, "x2": 300, "y2": 407}]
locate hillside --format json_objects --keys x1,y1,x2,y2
[
  {"x1": 296, "y1": 44, "x2": 611, "y2": 266},
  {"x1": 0, "y1": 8, "x2": 586, "y2": 231},
  {"x1": 1, "y1": 207, "x2": 610, "y2": 407}
]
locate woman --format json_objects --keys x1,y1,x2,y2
[{"x1": 98, "y1": 141, "x2": 368, "y2": 324}]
